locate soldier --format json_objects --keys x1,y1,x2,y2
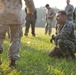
[
  {"x1": 0, "y1": 0, "x2": 23, "y2": 67},
  {"x1": 45, "y1": 4, "x2": 55, "y2": 35},
  {"x1": 24, "y1": 7, "x2": 37, "y2": 37},
  {"x1": 49, "y1": 11, "x2": 76, "y2": 59},
  {"x1": 73, "y1": 7, "x2": 76, "y2": 30},
  {"x1": 0, "y1": 0, "x2": 35, "y2": 67},
  {"x1": 65, "y1": 0, "x2": 74, "y2": 23}
]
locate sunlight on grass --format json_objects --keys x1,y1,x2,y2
[{"x1": 0, "y1": 27, "x2": 76, "y2": 75}]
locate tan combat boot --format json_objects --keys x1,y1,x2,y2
[{"x1": 9, "y1": 60, "x2": 16, "y2": 68}]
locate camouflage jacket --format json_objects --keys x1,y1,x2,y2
[
  {"x1": 65, "y1": 4, "x2": 74, "y2": 21},
  {"x1": 0, "y1": 0, "x2": 23, "y2": 24},
  {"x1": 55, "y1": 21, "x2": 76, "y2": 44},
  {"x1": 73, "y1": 8, "x2": 76, "y2": 21},
  {"x1": 46, "y1": 7, "x2": 55, "y2": 21}
]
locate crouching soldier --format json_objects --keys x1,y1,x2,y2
[{"x1": 49, "y1": 11, "x2": 76, "y2": 59}]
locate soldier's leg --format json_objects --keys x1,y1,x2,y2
[
  {"x1": 7, "y1": 27, "x2": 10, "y2": 38},
  {"x1": 45, "y1": 23, "x2": 48, "y2": 35},
  {"x1": 0, "y1": 24, "x2": 8, "y2": 64},
  {"x1": 24, "y1": 20, "x2": 30, "y2": 36},
  {"x1": 48, "y1": 20, "x2": 52, "y2": 35},
  {"x1": 49, "y1": 46, "x2": 63, "y2": 58},
  {"x1": 8, "y1": 25, "x2": 22, "y2": 67},
  {"x1": 31, "y1": 21, "x2": 36, "y2": 37},
  {"x1": 58, "y1": 39, "x2": 74, "y2": 59},
  {"x1": 74, "y1": 23, "x2": 76, "y2": 36}
]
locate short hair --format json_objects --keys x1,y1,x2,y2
[
  {"x1": 58, "y1": 11, "x2": 67, "y2": 16},
  {"x1": 45, "y1": 4, "x2": 49, "y2": 7}
]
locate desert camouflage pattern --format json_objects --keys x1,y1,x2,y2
[
  {"x1": 0, "y1": 25, "x2": 22, "y2": 60},
  {"x1": 0, "y1": 0, "x2": 23, "y2": 24},
  {"x1": 24, "y1": 0, "x2": 35, "y2": 14},
  {"x1": 0, "y1": 0, "x2": 35, "y2": 60}
]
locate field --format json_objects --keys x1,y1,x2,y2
[{"x1": 0, "y1": 28, "x2": 76, "y2": 75}]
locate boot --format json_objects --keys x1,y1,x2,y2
[
  {"x1": 0, "y1": 59, "x2": 2, "y2": 65},
  {"x1": 9, "y1": 60, "x2": 16, "y2": 68},
  {"x1": 32, "y1": 34, "x2": 35, "y2": 37},
  {"x1": 24, "y1": 33, "x2": 28, "y2": 36},
  {"x1": 0, "y1": 54, "x2": 2, "y2": 65},
  {"x1": 0, "y1": 47, "x2": 3, "y2": 54},
  {"x1": 64, "y1": 54, "x2": 72, "y2": 60}
]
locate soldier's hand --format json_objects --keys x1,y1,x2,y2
[
  {"x1": 50, "y1": 35, "x2": 55, "y2": 43},
  {"x1": 50, "y1": 38, "x2": 53, "y2": 43}
]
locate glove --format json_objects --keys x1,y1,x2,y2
[
  {"x1": 50, "y1": 38, "x2": 53, "y2": 43},
  {"x1": 50, "y1": 35, "x2": 55, "y2": 43}
]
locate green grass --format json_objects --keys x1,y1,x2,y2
[{"x1": 0, "y1": 28, "x2": 76, "y2": 75}]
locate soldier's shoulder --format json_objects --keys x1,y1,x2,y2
[
  {"x1": 75, "y1": 8, "x2": 76, "y2": 10},
  {"x1": 70, "y1": 4, "x2": 74, "y2": 8},
  {"x1": 65, "y1": 21, "x2": 73, "y2": 27}
]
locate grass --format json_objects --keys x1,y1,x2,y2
[{"x1": 0, "y1": 27, "x2": 76, "y2": 75}]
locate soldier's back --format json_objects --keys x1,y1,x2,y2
[{"x1": 0, "y1": 0, "x2": 22, "y2": 24}]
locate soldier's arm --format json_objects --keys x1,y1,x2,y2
[
  {"x1": 67, "y1": 5, "x2": 74, "y2": 15},
  {"x1": 24, "y1": 0, "x2": 35, "y2": 14},
  {"x1": 73, "y1": 9, "x2": 75, "y2": 21},
  {"x1": 25, "y1": 7, "x2": 27, "y2": 13},
  {"x1": 49, "y1": 9, "x2": 56, "y2": 19},
  {"x1": 34, "y1": 10, "x2": 37, "y2": 20}
]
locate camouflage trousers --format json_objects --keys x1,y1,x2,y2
[
  {"x1": 45, "y1": 19, "x2": 53, "y2": 35},
  {"x1": 57, "y1": 39, "x2": 76, "y2": 58},
  {"x1": 49, "y1": 39, "x2": 76, "y2": 59},
  {"x1": 25, "y1": 20, "x2": 36, "y2": 36},
  {"x1": 0, "y1": 24, "x2": 22, "y2": 60}
]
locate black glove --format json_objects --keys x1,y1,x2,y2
[
  {"x1": 50, "y1": 38, "x2": 53, "y2": 43},
  {"x1": 50, "y1": 35, "x2": 55, "y2": 43}
]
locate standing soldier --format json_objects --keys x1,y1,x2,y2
[
  {"x1": 24, "y1": 7, "x2": 37, "y2": 37},
  {"x1": 45, "y1": 4, "x2": 55, "y2": 35},
  {"x1": 0, "y1": 0, "x2": 23, "y2": 67},
  {"x1": 65, "y1": 0, "x2": 74, "y2": 23},
  {"x1": 0, "y1": 0, "x2": 35, "y2": 67}
]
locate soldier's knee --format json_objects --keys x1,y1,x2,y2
[
  {"x1": 49, "y1": 46, "x2": 63, "y2": 58},
  {"x1": 57, "y1": 39, "x2": 64, "y2": 46}
]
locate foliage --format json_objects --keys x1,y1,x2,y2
[{"x1": 0, "y1": 28, "x2": 76, "y2": 75}]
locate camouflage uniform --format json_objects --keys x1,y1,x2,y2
[
  {"x1": 65, "y1": 4, "x2": 74, "y2": 23},
  {"x1": 24, "y1": 8, "x2": 37, "y2": 36},
  {"x1": 73, "y1": 8, "x2": 76, "y2": 30},
  {"x1": 0, "y1": 0, "x2": 23, "y2": 60},
  {"x1": 54, "y1": 21, "x2": 76, "y2": 58},
  {"x1": 45, "y1": 7, "x2": 55, "y2": 35}
]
